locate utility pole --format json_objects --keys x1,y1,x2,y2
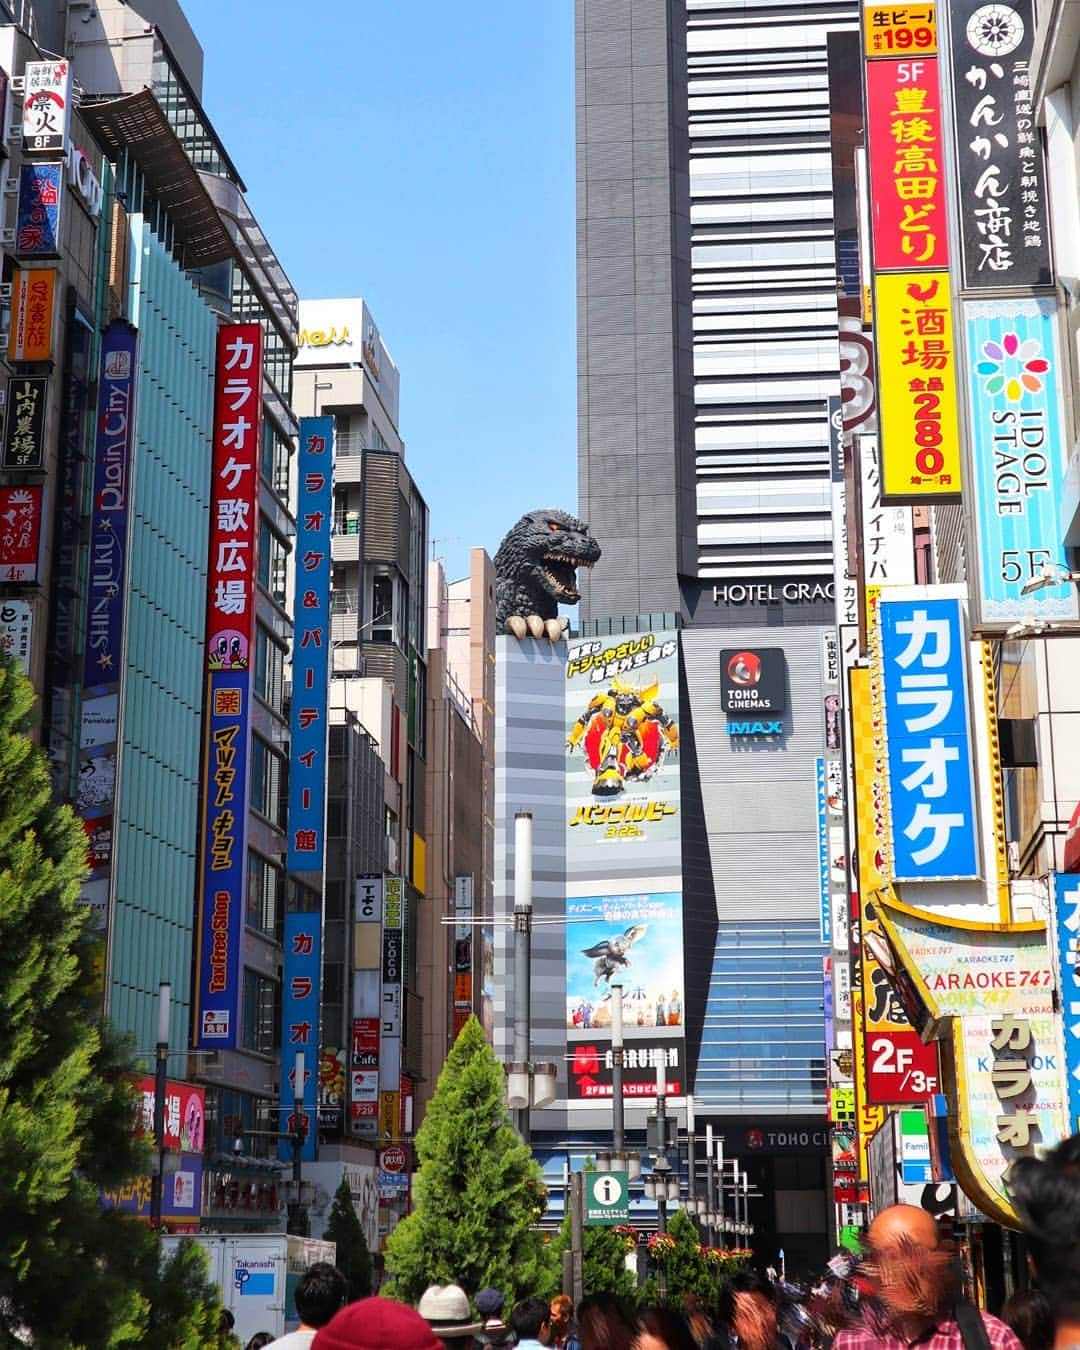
[
  {"x1": 149, "y1": 982, "x2": 170, "y2": 1230},
  {"x1": 611, "y1": 979, "x2": 624, "y2": 1153},
  {"x1": 570, "y1": 1170, "x2": 584, "y2": 1307},
  {"x1": 511, "y1": 811, "x2": 532, "y2": 1143}
]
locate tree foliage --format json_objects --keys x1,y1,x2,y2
[
  {"x1": 553, "y1": 1213, "x2": 638, "y2": 1302},
  {"x1": 383, "y1": 1015, "x2": 556, "y2": 1304},
  {"x1": 0, "y1": 655, "x2": 223, "y2": 1345},
  {"x1": 324, "y1": 1176, "x2": 373, "y2": 1300}
]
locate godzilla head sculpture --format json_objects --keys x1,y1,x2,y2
[{"x1": 494, "y1": 508, "x2": 601, "y2": 641}]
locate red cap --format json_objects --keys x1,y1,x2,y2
[{"x1": 312, "y1": 1297, "x2": 444, "y2": 1350}]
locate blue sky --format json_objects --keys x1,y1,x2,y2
[{"x1": 182, "y1": 0, "x2": 578, "y2": 582}]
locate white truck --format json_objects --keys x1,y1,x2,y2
[{"x1": 161, "y1": 1232, "x2": 336, "y2": 1345}]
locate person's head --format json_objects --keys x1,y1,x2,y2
[
  {"x1": 219, "y1": 1308, "x2": 236, "y2": 1333},
  {"x1": 1002, "y1": 1289, "x2": 1055, "y2": 1350},
  {"x1": 864, "y1": 1204, "x2": 954, "y2": 1323},
  {"x1": 633, "y1": 1306, "x2": 698, "y2": 1350},
  {"x1": 1011, "y1": 1133, "x2": 1080, "y2": 1327},
  {"x1": 552, "y1": 1295, "x2": 575, "y2": 1336},
  {"x1": 512, "y1": 1297, "x2": 553, "y2": 1344},
  {"x1": 245, "y1": 1336, "x2": 275, "y2": 1350},
  {"x1": 295, "y1": 1262, "x2": 349, "y2": 1330},
  {"x1": 477, "y1": 1289, "x2": 507, "y2": 1322},
  {"x1": 577, "y1": 1293, "x2": 637, "y2": 1350},
  {"x1": 717, "y1": 1270, "x2": 778, "y2": 1350},
  {"x1": 312, "y1": 1297, "x2": 442, "y2": 1350},
  {"x1": 418, "y1": 1284, "x2": 485, "y2": 1347}
]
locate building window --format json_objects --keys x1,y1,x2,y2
[
  {"x1": 250, "y1": 735, "x2": 285, "y2": 827},
  {"x1": 258, "y1": 517, "x2": 289, "y2": 609},
  {"x1": 371, "y1": 573, "x2": 394, "y2": 643},
  {"x1": 261, "y1": 420, "x2": 292, "y2": 500},
  {"x1": 242, "y1": 969, "x2": 279, "y2": 1055},
  {"x1": 253, "y1": 625, "x2": 286, "y2": 714},
  {"x1": 246, "y1": 851, "x2": 283, "y2": 939}
]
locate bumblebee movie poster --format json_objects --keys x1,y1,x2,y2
[{"x1": 564, "y1": 628, "x2": 681, "y2": 872}]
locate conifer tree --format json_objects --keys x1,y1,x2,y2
[
  {"x1": 324, "y1": 1175, "x2": 373, "y2": 1300},
  {"x1": 383, "y1": 1015, "x2": 556, "y2": 1304},
  {"x1": 0, "y1": 655, "x2": 221, "y2": 1345}
]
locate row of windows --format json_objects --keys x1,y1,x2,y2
[
  {"x1": 249, "y1": 735, "x2": 286, "y2": 828},
  {"x1": 253, "y1": 626, "x2": 286, "y2": 714}
]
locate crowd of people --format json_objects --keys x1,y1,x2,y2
[{"x1": 237, "y1": 1133, "x2": 1079, "y2": 1350}]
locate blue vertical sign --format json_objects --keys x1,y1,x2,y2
[
  {"x1": 879, "y1": 594, "x2": 979, "y2": 881},
  {"x1": 280, "y1": 912, "x2": 321, "y2": 1162},
  {"x1": 16, "y1": 161, "x2": 62, "y2": 255},
  {"x1": 281, "y1": 417, "x2": 332, "y2": 1160},
  {"x1": 1053, "y1": 873, "x2": 1080, "y2": 1134},
  {"x1": 286, "y1": 416, "x2": 333, "y2": 873},
  {"x1": 964, "y1": 298, "x2": 1077, "y2": 625},
  {"x1": 193, "y1": 670, "x2": 249, "y2": 1049},
  {"x1": 83, "y1": 321, "x2": 137, "y2": 687},
  {"x1": 816, "y1": 757, "x2": 831, "y2": 944}
]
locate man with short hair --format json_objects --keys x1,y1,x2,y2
[
  {"x1": 265, "y1": 1262, "x2": 348, "y2": 1349},
  {"x1": 550, "y1": 1294, "x2": 579, "y2": 1350},
  {"x1": 1011, "y1": 1133, "x2": 1080, "y2": 1348},
  {"x1": 512, "y1": 1297, "x2": 554, "y2": 1350},
  {"x1": 832, "y1": 1205, "x2": 1022, "y2": 1350}
]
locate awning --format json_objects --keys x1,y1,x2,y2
[{"x1": 79, "y1": 88, "x2": 235, "y2": 268}]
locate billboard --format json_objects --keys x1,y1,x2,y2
[
  {"x1": 3, "y1": 376, "x2": 48, "y2": 469},
  {"x1": 719, "y1": 647, "x2": 786, "y2": 716},
  {"x1": 565, "y1": 890, "x2": 685, "y2": 1101},
  {"x1": 380, "y1": 877, "x2": 403, "y2": 1091},
  {"x1": 16, "y1": 162, "x2": 62, "y2": 255},
  {"x1": 287, "y1": 417, "x2": 333, "y2": 874},
  {"x1": 22, "y1": 60, "x2": 70, "y2": 152},
  {"x1": 863, "y1": 4, "x2": 937, "y2": 56},
  {"x1": 962, "y1": 298, "x2": 1077, "y2": 625},
  {"x1": 8, "y1": 267, "x2": 56, "y2": 363},
  {"x1": 564, "y1": 629, "x2": 681, "y2": 867},
  {"x1": 858, "y1": 436, "x2": 915, "y2": 587},
  {"x1": 0, "y1": 599, "x2": 32, "y2": 673},
  {"x1": 192, "y1": 324, "x2": 261, "y2": 1051},
  {"x1": 878, "y1": 593, "x2": 979, "y2": 881},
  {"x1": 295, "y1": 298, "x2": 401, "y2": 426},
  {"x1": 946, "y1": 0, "x2": 1051, "y2": 288},
  {"x1": 874, "y1": 272, "x2": 963, "y2": 501},
  {"x1": 866, "y1": 57, "x2": 949, "y2": 271},
  {"x1": 280, "y1": 913, "x2": 321, "y2": 1163}
]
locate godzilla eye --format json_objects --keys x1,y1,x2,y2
[{"x1": 547, "y1": 521, "x2": 560, "y2": 532}]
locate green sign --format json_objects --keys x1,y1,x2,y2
[{"x1": 585, "y1": 1170, "x2": 629, "y2": 1226}]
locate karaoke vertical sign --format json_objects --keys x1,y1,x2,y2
[{"x1": 192, "y1": 323, "x2": 262, "y2": 1050}]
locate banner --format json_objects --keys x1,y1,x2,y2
[
  {"x1": 16, "y1": 162, "x2": 62, "y2": 255},
  {"x1": 2, "y1": 375, "x2": 49, "y2": 468},
  {"x1": 1053, "y1": 874, "x2": 1080, "y2": 1134},
  {"x1": 866, "y1": 57, "x2": 949, "y2": 271},
  {"x1": 874, "y1": 272, "x2": 963, "y2": 501},
  {"x1": 0, "y1": 485, "x2": 43, "y2": 581},
  {"x1": 946, "y1": 0, "x2": 1050, "y2": 288},
  {"x1": 879, "y1": 593, "x2": 979, "y2": 880},
  {"x1": 280, "y1": 913, "x2": 321, "y2": 1163},
  {"x1": 863, "y1": 4, "x2": 937, "y2": 57},
  {"x1": 192, "y1": 671, "x2": 249, "y2": 1048},
  {"x1": 287, "y1": 417, "x2": 333, "y2": 873},
  {"x1": 8, "y1": 267, "x2": 55, "y2": 363},
  {"x1": 77, "y1": 320, "x2": 138, "y2": 950},
  {"x1": 22, "y1": 60, "x2": 70, "y2": 152},
  {"x1": 858, "y1": 436, "x2": 915, "y2": 587},
  {"x1": 962, "y1": 297, "x2": 1077, "y2": 625}
]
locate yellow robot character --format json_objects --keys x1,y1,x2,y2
[{"x1": 568, "y1": 677, "x2": 679, "y2": 797}]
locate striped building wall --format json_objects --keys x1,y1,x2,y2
[
  {"x1": 108, "y1": 223, "x2": 217, "y2": 1053},
  {"x1": 687, "y1": 0, "x2": 859, "y2": 581}
]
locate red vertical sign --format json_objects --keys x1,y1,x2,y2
[{"x1": 206, "y1": 323, "x2": 262, "y2": 672}]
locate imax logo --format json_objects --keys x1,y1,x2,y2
[{"x1": 727, "y1": 720, "x2": 783, "y2": 736}]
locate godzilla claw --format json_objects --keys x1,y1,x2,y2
[
  {"x1": 526, "y1": 614, "x2": 545, "y2": 639},
  {"x1": 507, "y1": 615, "x2": 527, "y2": 639},
  {"x1": 545, "y1": 619, "x2": 563, "y2": 643}
]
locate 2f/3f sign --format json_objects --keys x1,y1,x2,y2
[{"x1": 865, "y1": 1030, "x2": 940, "y2": 1105}]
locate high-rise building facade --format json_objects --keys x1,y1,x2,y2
[{"x1": 574, "y1": 0, "x2": 859, "y2": 1264}]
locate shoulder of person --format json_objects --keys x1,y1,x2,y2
[{"x1": 977, "y1": 1310, "x2": 1025, "y2": 1349}]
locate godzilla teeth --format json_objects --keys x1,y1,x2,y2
[{"x1": 544, "y1": 553, "x2": 595, "y2": 568}]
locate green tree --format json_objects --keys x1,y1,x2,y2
[
  {"x1": 324, "y1": 1176, "x2": 373, "y2": 1300},
  {"x1": 647, "y1": 1210, "x2": 711, "y2": 1306},
  {"x1": 384, "y1": 1015, "x2": 556, "y2": 1304},
  {"x1": 0, "y1": 655, "x2": 223, "y2": 1345},
  {"x1": 139, "y1": 1237, "x2": 234, "y2": 1349},
  {"x1": 553, "y1": 1215, "x2": 638, "y2": 1301}
]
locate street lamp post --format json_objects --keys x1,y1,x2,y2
[
  {"x1": 505, "y1": 812, "x2": 557, "y2": 1136},
  {"x1": 611, "y1": 978, "x2": 625, "y2": 1154},
  {"x1": 149, "y1": 982, "x2": 170, "y2": 1230}
]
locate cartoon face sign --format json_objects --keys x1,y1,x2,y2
[{"x1": 208, "y1": 629, "x2": 249, "y2": 670}]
